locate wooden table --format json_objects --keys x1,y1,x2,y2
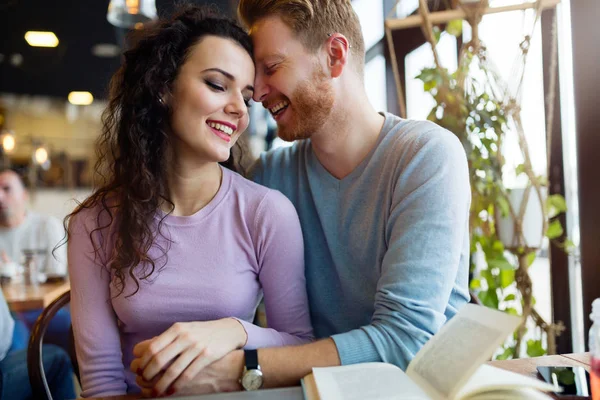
[
  {"x1": 1, "y1": 280, "x2": 70, "y2": 312},
  {"x1": 488, "y1": 352, "x2": 591, "y2": 380},
  {"x1": 87, "y1": 353, "x2": 592, "y2": 400}
]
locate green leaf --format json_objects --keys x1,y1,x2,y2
[
  {"x1": 423, "y1": 80, "x2": 437, "y2": 92},
  {"x1": 479, "y1": 289, "x2": 499, "y2": 309},
  {"x1": 515, "y1": 164, "x2": 526, "y2": 176},
  {"x1": 470, "y1": 279, "x2": 481, "y2": 290},
  {"x1": 488, "y1": 258, "x2": 514, "y2": 271},
  {"x1": 504, "y1": 294, "x2": 516, "y2": 302},
  {"x1": 446, "y1": 19, "x2": 463, "y2": 37},
  {"x1": 564, "y1": 239, "x2": 576, "y2": 252},
  {"x1": 526, "y1": 339, "x2": 546, "y2": 357},
  {"x1": 492, "y1": 240, "x2": 505, "y2": 253},
  {"x1": 547, "y1": 194, "x2": 568, "y2": 218},
  {"x1": 557, "y1": 369, "x2": 576, "y2": 385},
  {"x1": 526, "y1": 252, "x2": 536, "y2": 267},
  {"x1": 500, "y1": 269, "x2": 515, "y2": 289},
  {"x1": 496, "y1": 346, "x2": 514, "y2": 360},
  {"x1": 496, "y1": 196, "x2": 510, "y2": 217},
  {"x1": 505, "y1": 307, "x2": 519, "y2": 316},
  {"x1": 546, "y1": 219, "x2": 564, "y2": 239},
  {"x1": 415, "y1": 68, "x2": 437, "y2": 82}
]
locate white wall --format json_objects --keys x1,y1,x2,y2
[{"x1": 28, "y1": 188, "x2": 92, "y2": 222}]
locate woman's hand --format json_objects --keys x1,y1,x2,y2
[{"x1": 130, "y1": 318, "x2": 247, "y2": 397}]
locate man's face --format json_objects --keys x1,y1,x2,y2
[
  {"x1": 0, "y1": 171, "x2": 27, "y2": 223},
  {"x1": 251, "y1": 16, "x2": 335, "y2": 142}
]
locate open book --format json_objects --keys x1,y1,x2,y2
[{"x1": 302, "y1": 304, "x2": 558, "y2": 400}]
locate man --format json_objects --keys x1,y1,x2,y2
[
  {"x1": 0, "y1": 169, "x2": 70, "y2": 349},
  {"x1": 134, "y1": 0, "x2": 471, "y2": 395},
  {"x1": 0, "y1": 289, "x2": 75, "y2": 400},
  {"x1": 0, "y1": 169, "x2": 67, "y2": 278}
]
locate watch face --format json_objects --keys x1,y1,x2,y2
[{"x1": 242, "y1": 369, "x2": 264, "y2": 391}]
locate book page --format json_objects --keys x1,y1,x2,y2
[
  {"x1": 406, "y1": 304, "x2": 520, "y2": 400},
  {"x1": 311, "y1": 363, "x2": 430, "y2": 400},
  {"x1": 456, "y1": 364, "x2": 557, "y2": 399}
]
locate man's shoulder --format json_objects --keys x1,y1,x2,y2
[
  {"x1": 381, "y1": 115, "x2": 466, "y2": 166},
  {"x1": 261, "y1": 141, "x2": 307, "y2": 167},
  {"x1": 248, "y1": 141, "x2": 308, "y2": 187},
  {"x1": 384, "y1": 114, "x2": 460, "y2": 150}
]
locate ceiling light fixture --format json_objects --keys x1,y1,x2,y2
[
  {"x1": 34, "y1": 146, "x2": 48, "y2": 165},
  {"x1": 1, "y1": 131, "x2": 15, "y2": 153},
  {"x1": 68, "y1": 91, "x2": 94, "y2": 106},
  {"x1": 107, "y1": 0, "x2": 157, "y2": 29},
  {"x1": 91, "y1": 43, "x2": 121, "y2": 58},
  {"x1": 24, "y1": 31, "x2": 59, "y2": 48}
]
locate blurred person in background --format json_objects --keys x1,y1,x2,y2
[
  {"x1": 0, "y1": 168, "x2": 71, "y2": 352},
  {"x1": 0, "y1": 288, "x2": 75, "y2": 400}
]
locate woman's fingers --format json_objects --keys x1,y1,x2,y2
[
  {"x1": 136, "y1": 373, "x2": 159, "y2": 389},
  {"x1": 137, "y1": 324, "x2": 182, "y2": 371},
  {"x1": 142, "y1": 337, "x2": 189, "y2": 381},
  {"x1": 132, "y1": 339, "x2": 153, "y2": 358},
  {"x1": 153, "y1": 345, "x2": 204, "y2": 396}
]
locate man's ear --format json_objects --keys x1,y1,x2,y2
[{"x1": 325, "y1": 33, "x2": 350, "y2": 78}]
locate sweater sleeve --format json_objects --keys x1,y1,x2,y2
[
  {"x1": 0, "y1": 291, "x2": 15, "y2": 362},
  {"x1": 236, "y1": 190, "x2": 314, "y2": 348},
  {"x1": 331, "y1": 129, "x2": 471, "y2": 369},
  {"x1": 68, "y1": 210, "x2": 128, "y2": 397}
]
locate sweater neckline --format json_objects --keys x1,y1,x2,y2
[{"x1": 155, "y1": 165, "x2": 232, "y2": 226}]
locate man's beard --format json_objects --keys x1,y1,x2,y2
[
  {"x1": 277, "y1": 67, "x2": 335, "y2": 142},
  {"x1": 0, "y1": 209, "x2": 11, "y2": 224}
]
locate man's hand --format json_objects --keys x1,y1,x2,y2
[
  {"x1": 130, "y1": 319, "x2": 247, "y2": 397},
  {"x1": 1, "y1": 251, "x2": 10, "y2": 264}
]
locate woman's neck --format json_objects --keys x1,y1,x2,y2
[{"x1": 165, "y1": 160, "x2": 223, "y2": 217}]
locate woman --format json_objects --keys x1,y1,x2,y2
[{"x1": 67, "y1": 5, "x2": 313, "y2": 398}]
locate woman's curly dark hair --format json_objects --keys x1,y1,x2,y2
[{"x1": 65, "y1": 5, "x2": 253, "y2": 297}]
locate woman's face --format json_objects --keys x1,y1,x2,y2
[{"x1": 169, "y1": 35, "x2": 255, "y2": 163}]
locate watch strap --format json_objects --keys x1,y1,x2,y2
[{"x1": 244, "y1": 349, "x2": 259, "y2": 370}]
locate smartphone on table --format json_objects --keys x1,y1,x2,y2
[{"x1": 537, "y1": 365, "x2": 591, "y2": 397}]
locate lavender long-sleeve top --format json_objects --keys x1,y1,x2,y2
[{"x1": 68, "y1": 167, "x2": 314, "y2": 398}]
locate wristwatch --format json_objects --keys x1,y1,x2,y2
[{"x1": 240, "y1": 349, "x2": 264, "y2": 391}]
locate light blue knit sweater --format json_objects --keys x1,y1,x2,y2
[{"x1": 250, "y1": 112, "x2": 471, "y2": 369}]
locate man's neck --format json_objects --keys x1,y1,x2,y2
[{"x1": 310, "y1": 96, "x2": 385, "y2": 180}]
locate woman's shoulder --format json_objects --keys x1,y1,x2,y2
[
  {"x1": 225, "y1": 168, "x2": 297, "y2": 220},
  {"x1": 68, "y1": 194, "x2": 120, "y2": 234}
]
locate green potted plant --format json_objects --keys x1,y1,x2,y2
[{"x1": 414, "y1": 20, "x2": 569, "y2": 358}]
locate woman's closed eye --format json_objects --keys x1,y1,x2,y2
[
  {"x1": 206, "y1": 79, "x2": 251, "y2": 108},
  {"x1": 205, "y1": 80, "x2": 225, "y2": 92}
]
